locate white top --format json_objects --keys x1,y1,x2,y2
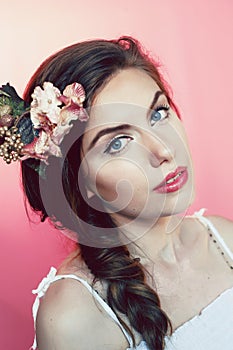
[{"x1": 30, "y1": 209, "x2": 233, "y2": 350}]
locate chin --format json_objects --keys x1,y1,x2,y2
[{"x1": 161, "y1": 182, "x2": 196, "y2": 218}]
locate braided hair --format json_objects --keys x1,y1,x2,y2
[{"x1": 21, "y1": 37, "x2": 174, "y2": 349}]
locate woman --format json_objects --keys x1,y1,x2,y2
[{"x1": 1, "y1": 37, "x2": 232, "y2": 350}]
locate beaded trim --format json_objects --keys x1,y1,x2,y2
[{"x1": 207, "y1": 225, "x2": 233, "y2": 270}]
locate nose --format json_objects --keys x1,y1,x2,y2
[{"x1": 144, "y1": 133, "x2": 175, "y2": 168}]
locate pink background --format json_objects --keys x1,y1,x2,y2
[{"x1": 0, "y1": 0, "x2": 233, "y2": 349}]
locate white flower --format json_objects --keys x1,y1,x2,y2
[
  {"x1": 52, "y1": 123, "x2": 73, "y2": 145},
  {"x1": 30, "y1": 82, "x2": 62, "y2": 128},
  {"x1": 35, "y1": 130, "x2": 62, "y2": 161}
]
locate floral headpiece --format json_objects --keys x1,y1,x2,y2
[{"x1": 0, "y1": 82, "x2": 88, "y2": 167}]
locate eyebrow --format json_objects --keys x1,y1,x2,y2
[
  {"x1": 148, "y1": 90, "x2": 165, "y2": 111},
  {"x1": 87, "y1": 124, "x2": 132, "y2": 151},
  {"x1": 88, "y1": 90, "x2": 165, "y2": 151}
]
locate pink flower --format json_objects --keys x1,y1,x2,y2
[
  {"x1": 52, "y1": 82, "x2": 89, "y2": 145},
  {"x1": 60, "y1": 83, "x2": 89, "y2": 123}
]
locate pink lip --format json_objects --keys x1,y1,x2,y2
[{"x1": 153, "y1": 166, "x2": 188, "y2": 193}]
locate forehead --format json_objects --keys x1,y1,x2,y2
[
  {"x1": 94, "y1": 68, "x2": 159, "y2": 105},
  {"x1": 86, "y1": 68, "x2": 160, "y2": 127}
]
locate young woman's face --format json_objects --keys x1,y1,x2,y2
[{"x1": 81, "y1": 68, "x2": 195, "y2": 225}]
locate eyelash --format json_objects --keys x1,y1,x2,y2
[
  {"x1": 150, "y1": 104, "x2": 170, "y2": 126},
  {"x1": 103, "y1": 104, "x2": 171, "y2": 156},
  {"x1": 104, "y1": 135, "x2": 133, "y2": 156}
]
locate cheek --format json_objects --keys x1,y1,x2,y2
[{"x1": 93, "y1": 160, "x2": 149, "y2": 204}]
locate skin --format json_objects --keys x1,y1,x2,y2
[
  {"x1": 81, "y1": 68, "x2": 195, "y2": 246},
  {"x1": 36, "y1": 68, "x2": 233, "y2": 350},
  {"x1": 82, "y1": 69, "x2": 194, "y2": 219}
]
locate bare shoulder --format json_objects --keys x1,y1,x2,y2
[
  {"x1": 36, "y1": 272, "x2": 128, "y2": 350},
  {"x1": 36, "y1": 278, "x2": 94, "y2": 350},
  {"x1": 206, "y1": 214, "x2": 233, "y2": 251}
]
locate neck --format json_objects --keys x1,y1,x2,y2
[
  {"x1": 112, "y1": 212, "x2": 208, "y2": 269},
  {"x1": 127, "y1": 215, "x2": 183, "y2": 264}
]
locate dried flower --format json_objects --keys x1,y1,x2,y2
[
  {"x1": 0, "y1": 81, "x2": 89, "y2": 167},
  {"x1": 24, "y1": 82, "x2": 89, "y2": 162}
]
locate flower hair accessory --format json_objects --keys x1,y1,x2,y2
[{"x1": 0, "y1": 82, "x2": 88, "y2": 166}]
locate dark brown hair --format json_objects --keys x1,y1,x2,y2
[{"x1": 22, "y1": 37, "x2": 174, "y2": 349}]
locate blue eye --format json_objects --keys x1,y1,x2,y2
[
  {"x1": 150, "y1": 105, "x2": 170, "y2": 126},
  {"x1": 111, "y1": 138, "x2": 122, "y2": 150},
  {"x1": 104, "y1": 135, "x2": 132, "y2": 155}
]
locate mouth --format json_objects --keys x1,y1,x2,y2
[{"x1": 153, "y1": 166, "x2": 188, "y2": 193}]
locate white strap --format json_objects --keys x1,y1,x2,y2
[
  {"x1": 30, "y1": 267, "x2": 57, "y2": 349},
  {"x1": 30, "y1": 267, "x2": 133, "y2": 349},
  {"x1": 193, "y1": 208, "x2": 233, "y2": 261}
]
